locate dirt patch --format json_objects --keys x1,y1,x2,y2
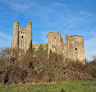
[
  {"x1": 90, "y1": 86, "x2": 96, "y2": 89},
  {"x1": 37, "y1": 82, "x2": 56, "y2": 84},
  {"x1": 14, "y1": 86, "x2": 40, "y2": 91}
]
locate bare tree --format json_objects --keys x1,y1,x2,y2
[{"x1": 0, "y1": 47, "x2": 11, "y2": 61}]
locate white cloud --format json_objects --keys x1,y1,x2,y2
[
  {"x1": 9, "y1": 2, "x2": 26, "y2": 11},
  {"x1": 63, "y1": 12, "x2": 96, "y2": 28},
  {"x1": 86, "y1": 31, "x2": 96, "y2": 36},
  {"x1": 0, "y1": 32, "x2": 11, "y2": 39},
  {"x1": 0, "y1": 0, "x2": 35, "y2": 12},
  {"x1": 85, "y1": 37, "x2": 96, "y2": 61}
]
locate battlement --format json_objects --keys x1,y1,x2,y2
[{"x1": 70, "y1": 35, "x2": 83, "y2": 37}]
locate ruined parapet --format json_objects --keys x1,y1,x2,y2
[
  {"x1": 11, "y1": 21, "x2": 85, "y2": 64},
  {"x1": 47, "y1": 30, "x2": 64, "y2": 56},
  {"x1": 65, "y1": 35, "x2": 85, "y2": 64},
  {"x1": 11, "y1": 21, "x2": 32, "y2": 57},
  {"x1": 32, "y1": 44, "x2": 47, "y2": 51}
]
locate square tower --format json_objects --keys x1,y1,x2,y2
[
  {"x1": 47, "y1": 30, "x2": 64, "y2": 55},
  {"x1": 11, "y1": 21, "x2": 32, "y2": 57}
]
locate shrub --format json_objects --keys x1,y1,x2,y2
[{"x1": 60, "y1": 88, "x2": 65, "y2": 92}]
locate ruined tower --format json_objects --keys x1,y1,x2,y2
[
  {"x1": 47, "y1": 30, "x2": 64, "y2": 56},
  {"x1": 11, "y1": 21, "x2": 85, "y2": 64},
  {"x1": 47, "y1": 31, "x2": 85, "y2": 64},
  {"x1": 11, "y1": 21, "x2": 19, "y2": 50},
  {"x1": 64, "y1": 35, "x2": 85, "y2": 64},
  {"x1": 11, "y1": 21, "x2": 32, "y2": 56}
]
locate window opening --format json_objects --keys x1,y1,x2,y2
[
  {"x1": 35, "y1": 46, "x2": 39, "y2": 51},
  {"x1": 43, "y1": 46, "x2": 46, "y2": 50},
  {"x1": 21, "y1": 36, "x2": 23, "y2": 38},
  {"x1": 75, "y1": 48, "x2": 77, "y2": 50}
]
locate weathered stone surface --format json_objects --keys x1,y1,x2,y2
[
  {"x1": 11, "y1": 21, "x2": 32, "y2": 56},
  {"x1": 47, "y1": 31, "x2": 85, "y2": 64},
  {"x1": 11, "y1": 21, "x2": 85, "y2": 64}
]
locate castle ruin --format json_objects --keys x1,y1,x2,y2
[
  {"x1": 11, "y1": 21, "x2": 32, "y2": 56},
  {"x1": 11, "y1": 21, "x2": 85, "y2": 64}
]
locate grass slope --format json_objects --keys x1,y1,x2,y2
[{"x1": 0, "y1": 81, "x2": 96, "y2": 92}]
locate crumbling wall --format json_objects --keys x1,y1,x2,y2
[
  {"x1": 11, "y1": 21, "x2": 19, "y2": 50},
  {"x1": 11, "y1": 21, "x2": 85, "y2": 64},
  {"x1": 32, "y1": 44, "x2": 46, "y2": 51},
  {"x1": 19, "y1": 28, "x2": 27, "y2": 52},
  {"x1": 11, "y1": 21, "x2": 32, "y2": 56},
  {"x1": 47, "y1": 30, "x2": 64, "y2": 56},
  {"x1": 65, "y1": 34, "x2": 85, "y2": 64},
  {"x1": 47, "y1": 31, "x2": 85, "y2": 64}
]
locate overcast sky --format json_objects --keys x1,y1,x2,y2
[{"x1": 0, "y1": 0, "x2": 96, "y2": 61}]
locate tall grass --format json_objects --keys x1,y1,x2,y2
[{"x1": 0, "y1": 81, "x2": 96, "y2": 92}]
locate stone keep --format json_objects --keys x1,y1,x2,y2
[
  {"x1": 47, "y1": 31, "x2": 85, "y2": 64},
  {"x1": 11, "y1": 21, "x2": 32, "y2": 55}
]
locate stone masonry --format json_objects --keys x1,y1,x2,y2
[
  {"x1": 11, "y1": 21, "x2": 85, "y2": 64},
  {"x1": 11, "y1": 21, "x2": 32, "y2": 56},
  {"x1": 47, "y1": 31, "x2": 85, "y2": 64}
]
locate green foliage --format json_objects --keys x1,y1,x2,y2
[
  {"x1": 45, "y1": 44, "x2": 48, "y2": 52},
  {"x1": 60, "y1": 88, "x2": 65, "y2": 92},
  {"x1": 0, "y1": 81, "x2": 96, "y2": 92},
  {"x1": 38, "y1": 44, "x2": 43, "y2": 52},
  {"x1": 49, "y1": 49, "x2": 52, "y2": 54},
  {"x1": 91, "y1": 69, "x2": 96, "y2": 78},
  {"x1": 27, "y1": 40, "x2": 34, "y2": 53},
  {"x1": 1, "y1": 47, "x2": 96, "y2": 86}
]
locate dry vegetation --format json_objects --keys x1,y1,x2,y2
[{"x1": 0, "y1": 47, "x2": 96, "y2": 85}]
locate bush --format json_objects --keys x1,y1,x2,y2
[
  {"x1": 0, "y1": 47, "x2": 96, "y2": 84},
  {"x1": 60, "y1": 88, "x2": 65, "y2": 92}
]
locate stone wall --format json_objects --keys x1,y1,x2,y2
[
  {"x1": 32, "y1": 44, "x2": 46, "y2": 51},
  {"x1": 47, "y1": 30, "x2": 64, "y2": 56},
  {"x1": 11, "y1": 21, "x2": 85, "y2": 64},
  {"x1": 47, "y1": 31, "x2": 85, "y2": 64},
  {"x1": 65, "y1": 35, "x2": 85, "y2": 64},
  {"x1": 11, "y1": 21, "x2": 32, "y2": 56}
]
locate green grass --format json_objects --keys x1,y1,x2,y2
[{"x1": 0, "y1": 81, "x2": 96, "y2": 92}]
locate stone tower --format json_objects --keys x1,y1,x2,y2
[
  {"x1": 47, "y1": 31, "x2": 85, "y2": 64},
  {"x1": 64, "y1": 34, "x2": 85, "y2": 64},
  {"x1": 11, "y1": 21, "x2": 19, "y2": 50},
  {"x1": 11, "y1": 21, "x2": 32, "y2": 56},
  {"x1": 47, "y1": 30, "x2": 64, "y2": 56}
]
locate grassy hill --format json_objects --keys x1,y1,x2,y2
[{"x1": 0, "y1": 81, "x2": 96, "y2": 92}]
